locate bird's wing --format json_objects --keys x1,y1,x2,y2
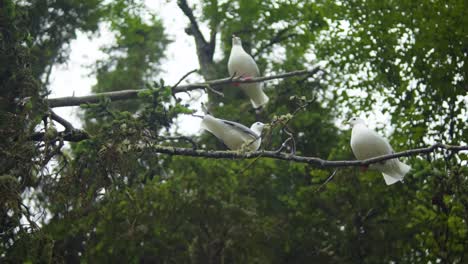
[
  {"x1": 246, "y1": 55, "x2": 260, "y2": 76},
  {"x1": 219, "y1": 119, "x2": 259, "y2": 139},
  {"x1": 369, "y1": 130, "x2": 394, "y2": 155},
  {"x1": 228, "y1": 48, "x2": 260, "y2": 77}
]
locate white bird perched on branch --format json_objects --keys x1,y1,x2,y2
[
  {"x1": 348, "y1": 117, "x2": 411, "y2": 185},
  {"x1": 200, "y1": 113, "x2": 265, "y2": 151},
  {"x1": 228, "y1": 35, "x2": 269, "y2": 109}
]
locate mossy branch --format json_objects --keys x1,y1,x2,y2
[{"x1": 142, "y1": 143, "x2": 466, "y2": 168}]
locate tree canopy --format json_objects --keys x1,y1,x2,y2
[{"x1": 0, "y1": 0, "x2": 467, "y2": 263}]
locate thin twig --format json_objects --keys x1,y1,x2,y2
[
  {"x1": 41, "y1": 139, "x2": 64, "y2": 167},
  {"x1": 157, "y1": 136, "x2": 198, "y2": 149},
  {"x1": 282, "y1": 128, "x2": 296, "y2": 154},
  {"x1": 204, "y1": 84, "x2": 224, "y2": 97},
  {"x1": 20, "y1": 202, "x2": 39, "y2": 231},
  {"x1": 268, "y1": 97, "x2": 313, "y2": 152},
  {"x1": 171, "y1": 69, "x2": 199, "y2": 90},
  {"x1": 252, "y1": 24, "x2": 299, "y2": 58},
  {"x1": 315, "y1": 170, "x2": 338, "y2": 193},
  {"x1": 238, "y1": 154, "x2": 265, "y2": 175},
  {"x1": 275, "y1": 137, "x2": 292, "y2": 153}
]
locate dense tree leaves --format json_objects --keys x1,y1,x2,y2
[
  {"x1": 317, "y1": 0, "x2": 467, "y2": 147},
  {"x1": 23, "y1": 0, "x2": 104, "y2": 81},
  {"x1": 0, "y1": 0, "x2": 46, "y2": 253},
  {"x1": 83, "y1": 0, "x2": 171, "y2": 133}
]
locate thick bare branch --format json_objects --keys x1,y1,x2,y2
[
  {"x1": 47, "y1": 68, "x2": 320, "y2": 108},
  {"x1": 177, "y1": 0, "x2": 216, "y2": 77},
  {"x1": 144, "y1": 143, "x2": 467, "y2": 168},
  {"x1": 48, "y1": 90, "x2": 142, "y2": 108},
  {"x1": 30, "y1": 129, "x2": 89, "y2": 142},
  {"x1": 177, "y1": 0, "x2": 208, "y2": 46},
  {"x1": 50, "y1": 110, "x2": 74, "y2": 131}
]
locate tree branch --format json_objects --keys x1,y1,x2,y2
[
  {"x1": 171, "y1": 68, "x2": 199, "y2": 90},
  {"x1": 177, "y1": 0, "x2": 208, "y2": 46},
  {"x1": 30, "y1": 129, "x2": 89, "y2": 142},
  {"x1": 156, "y1": 136, "x2": 199, "y2": 150},
  {"x1": 29, "y1": 128, "x2": 466, "y2": 168},
  {"x1": 50, "y1": 110, "x2": 74, "y2": 131},
  {"x1": 47, "y1": 68, "x2": 320, "y2": 108},
  {"x1": 143, "y1": 143, "x2": 467, "y2": 168},
  {"x1": 252, "y1": 25, "x2": 298, "y2": 58},
  {"x1": 177, "y1": 0, "x2": 216, "y2": 77},
  {"x1": 254, "y1": 33, "x2": 298, "y2": 58}
]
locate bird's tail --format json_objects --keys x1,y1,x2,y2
[
  {"x1": 241, "y1": 83, "x2": 269, "y2": 109},
  {"x1": 381, "y1": 160, "x2": 411, "y2": 185},
  {"x1": 250, "y1": 92, "x2": 269, "y2": 109}
]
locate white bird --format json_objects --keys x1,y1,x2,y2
[
  {"x1": 201, "y1": 114, "x2": 265, "y2": 151},
  {"x1": 228, "y1": 35, "x2": 269, "y2": 108},
  {"x1": 348, "y1": 117, "x2": 411, "y2": 185}
]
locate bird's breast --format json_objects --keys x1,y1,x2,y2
[
  {"x1": 228, "y1": 51, "x2": 258, "y2": 76},
  {"x1": 350, "y1": 127, "x2": 385, "y2": 160}
]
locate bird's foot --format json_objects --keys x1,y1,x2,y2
[
  {"x1": 360, "y1": 165, "x2": 368, "y2": 172},
  {"x1": 233, "y1": 75, "x2": 253, "y2": 87}
]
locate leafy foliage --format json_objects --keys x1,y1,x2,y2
[
  {"x1": 0, "y1": 0, "x2": 46, "y2": 253},
  {"x1": 22, "y1": 0, "x2": 104, "y2": 81},
  {"x1": 317, "y1": 0, "x2": 467, "y2": 147},
  {"x1": 83, "y1": 0, "x2": 171, "y2": 133}
]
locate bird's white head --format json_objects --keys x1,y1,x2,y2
[
  {"x1": 347, "y1": 117, "x2": 366, "y2": 126},
  {"x1": 250, "y1": 122, "x2": 265, "y2": 136},
  {"x1": 232, "y1": 35, "x2": 242, "y2": 46}
]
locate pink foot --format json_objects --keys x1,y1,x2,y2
[
  {"x1": 233, "y1": 75, "x2": 253, "y2": 87},
  {"x1": 360, "y1": 166, "x2": 368, "y2": 172}
]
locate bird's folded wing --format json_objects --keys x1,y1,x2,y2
[
  {"x1": 219, "y1": 119, "x2": 259, "y2": 139},
  {"x1": 368, "y1": 132, "x2": 394, "y2": 156},
  {"x1": 248, "y1": 56, "x2": 260, "y2": 76}
]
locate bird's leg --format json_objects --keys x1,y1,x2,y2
[
  {"x1": 233, "y1": 74, "x2": 252, "y2": 87},
  {"x1": 360, "y1": 165, "x2": 368, "y2": 172},
  {"x1": 241, "y1": 75, "x2": 253, "y2": 82}
]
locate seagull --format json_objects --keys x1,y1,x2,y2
[
  {"x1": 228, "y1": 35, "x2": 269, "y2": 109},
  {"x1": 201, "y1": 114, "x2": 265, "y2": 151},
  {"x1": 348, "y1": 117, "x2": 411, "y2": 185}
]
